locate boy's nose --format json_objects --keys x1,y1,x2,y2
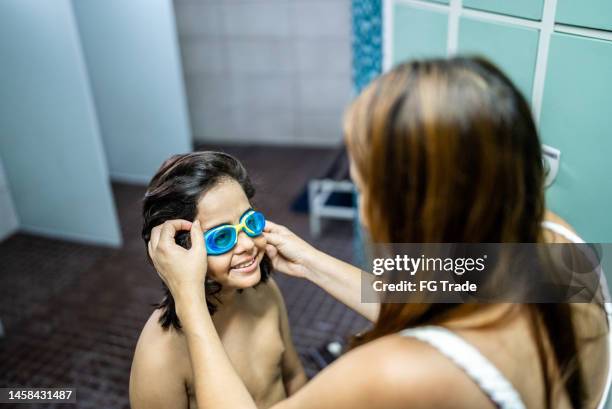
[{"x1": 234, "y1": 230, "x2": 255, "y2": 253}]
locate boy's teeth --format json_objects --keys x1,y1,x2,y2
[{"x1": 235, "y1": 259, "x2": 253, "y2": 269}]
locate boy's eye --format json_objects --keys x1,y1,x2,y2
[
  {"x1": 246, "y1": 216, "x2": 257, "y2": 230},
  {"x1": 245, "y1": 212, "x2": 265, "y2": 233},
  {"x1": 213, "y1": 229, "x2": 233, "y2": 246}
]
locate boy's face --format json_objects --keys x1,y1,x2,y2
[{"x1": 196, "y1": 178, "x2": 266, "y2": 290}]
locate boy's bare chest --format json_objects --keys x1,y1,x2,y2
[
  {"x1": 222, "y1": 312, "x2": 286, "y2": 388},
  {"x1": 185, "y1": 306, "x2": 287, "y2": 408}
]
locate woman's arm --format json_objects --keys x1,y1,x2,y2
[
  {"x1": 179, "y1": 290, "x2": 257, "y2": 408},
  {"x1": 264, "y1": 221, "x2": 379, "y2": 322},
  {"x1": 147, "y1": 220, "x2": 442, "y2": 409},
  {"x1": 178, "y1": 292, "x2": 406, "y2": 409},
  {"x1": 148, "y1": 220, "x2": 255, "y2": 408}
]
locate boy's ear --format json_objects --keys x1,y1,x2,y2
[{"x1": 175, "y1": 230, "x2": 192, "y2": 249}]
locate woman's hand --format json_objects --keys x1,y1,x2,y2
[
  {"x1": 148, "y1": 226, "x2": 258, "y2": 409},
  {"x1": 148, "y1": 219, "x2": 207, "y2": 299},
  {"x1": 265, "y1": 220, "x2": 379, "y2": 322},
  {"x1": 263, "y1": 220, "x2": 320, "y2": 279}
]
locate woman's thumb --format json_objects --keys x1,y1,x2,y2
[
  {"x1": 190, "y1": 219, "x2": 204, "y2": 250},
  {"x1": 265, "y1": 244, "x2": 284, "y2": 271},
  {"x1": 263, "y1": 231, "x2": 283, "y2": 246},
  {"x1": 265, "y1": 243, "x2": 278, "y2": 259}
]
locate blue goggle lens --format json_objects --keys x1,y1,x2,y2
[
  {"x1": 206, "y1": 227, "x2": 237, "y2": 255},
  {"x1": 204, "y1": 211, "x2": 265, "y2": 255},
  {"x1": 245, "y1": 211, "x2": 265, "y2": 236},
  {"x1": 212, "y1": 228, "x2": 235, "y2": 248}
]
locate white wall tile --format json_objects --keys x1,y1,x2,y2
[
  {"x1": 296, "y1": 111, "x2": 344, "y2": 145},
  {"x1": 175, "y1": 3, "x2": 223, "y2": 38},
  {"x1": 222, "y1": 2, "x2": 291, "y2": 37},
  {"x1": 180, "y1": 39, "x2": 226, "y2": 75},
  {"x1": 174, "y1": 0, "x2": 352, "y2": 146},
  {"x1": 230, "y1": 74, "x2": 295, "y2": 112},
  {"x1": 298, "y1": 75, "x2": 352, "y2": 113},
  {"x1": 227, "y1": 39, "x2": 294, "y2": 74},
  {"x1": 296, "y1": 39, "x2": 351, "y2": 75},
  {"x1": 230, "y1": 108, "x2": 295, "y2": 143},
  {"x1": 184, "y1": 73, "x2": 234, "y2": 111},
  {"x1": 190, "y1": 106, "x2": 234, "y2": 142},
  {"x1": 291, "y1": 1, "x2": 351, "y2": 39}
]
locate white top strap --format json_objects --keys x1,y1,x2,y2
[
  {"x1": 541, "y1": 220, "x2": 585, "y2": 244},
  {"x1": 541, "y1": 221, "x2": 612, "y2": 409},
  {"x1": 541, "y1": 220, "x2": 612, "y2": 308},
  {"x1": 400, "y1": 326, "x2": 526, "y2": 409}
]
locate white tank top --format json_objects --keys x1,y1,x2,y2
[{"x1": 399, "y1": 221, "x2": 612, "y2": 409}]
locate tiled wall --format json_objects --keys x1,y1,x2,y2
[{"x1": 173, "y1": 0, "x2": 352, "y2": 146}]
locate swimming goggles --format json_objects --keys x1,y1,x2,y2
[{"x1": 203, "y1": 209, "x2": 266, "y2": 255}]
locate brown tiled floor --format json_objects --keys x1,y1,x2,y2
[{"x1": 0, "y1": 145, "x2": 369, "y2": 408}]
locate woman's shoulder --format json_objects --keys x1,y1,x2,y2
[
  {"x1": 296, "y1": 335, "x2": 489, "y2": 408},
  {"x1": 543, "y1": 210, "x2": 580, "y2": 243},
  {"x1": 366, "y1": 334, "x2": 487, "y2": 387}
]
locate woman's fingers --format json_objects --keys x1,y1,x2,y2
[
  {"x1": 263, "y1": 220, "x2": 279, "y2": 232},
  {"x1": 263, "y1": 231, "x2": 283, "y2": 246},
  {"x1": 149, "y1": 220, "x2": 192, "y2": 265},
  {"x1": 264, "y1": 220, "x2": 289, "y2": 233},
  {"x1": 146, "y1": 219, "x2": 208, "y2": 300},
  {"x1": 159, "y1": 219, "x2": 193, "y2": 247},
  {"x1": 265, "y1": 244, "x2": 290, "y2": 273},
  {"x1": 150, "y1": 219, "x2": 193, "y2": 253},
  {"x1": 265, "y1": 243, "x2": 278, "y2": 259},
  {"x1": 189, "y1": 219, "x2": 206, "y2": 255},
  {"x1": 150, "y1": 224, "x2": 162, "y2": 250}
]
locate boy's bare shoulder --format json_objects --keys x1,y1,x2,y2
[
  {"x1": 132, "y1": 308, "x2": 190, "y2": 376},
  {"x1": 130, "y1": 309, "x2": 191, "y2": 408}
]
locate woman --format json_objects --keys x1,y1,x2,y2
[
  {"x1": 147, "y1": 58, "x2": 610, "y2": 408},
  {"x1": 131, "y1": 152, "x2": 306, "y2": 409}
]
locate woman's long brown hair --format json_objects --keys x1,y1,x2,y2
[{"x1": 345, "y1": 57, "x2": 586, "y2": 408}]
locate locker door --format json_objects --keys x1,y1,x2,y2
[
  {"x1": 556, "y1": 0, "x2": 612, "y2": 31},
  {"x1": 539, "y1": 32, "x2": 612, "y2": 242},
  {"x1": 392, "y1": 3, "x2": 448, "y2": 65},
  {"x1": 458, "y1": 16, "x2": 540, "y2": 102},
  {"x1": 463, "y1": 0, "x2": 545, "y2": 21}
]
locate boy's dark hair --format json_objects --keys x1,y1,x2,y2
[{"x1": 142, "y1": 151, "x2": 271, "y2": 330}]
